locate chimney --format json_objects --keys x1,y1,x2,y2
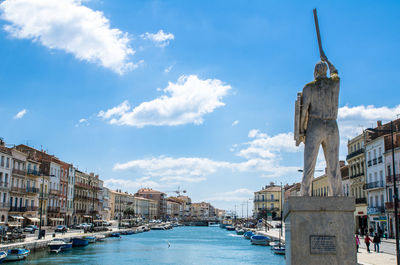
[{"x1": 377, "y1": 120, "x2": 382, "y2": 127}]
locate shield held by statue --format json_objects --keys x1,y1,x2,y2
[{"x1": 294, "y1": 92, "x2": 306, "y2": 146}]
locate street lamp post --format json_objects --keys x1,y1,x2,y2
[
  {"x1": 38, "y1": 173, "x2": 45, "y2": 239},
  {"x1": 366, "y1": 121, "x2": 399, "y2": 265}
]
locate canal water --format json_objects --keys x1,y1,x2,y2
[{"x1": 22, "y1": 227, "x2": 285, "y2": 265}]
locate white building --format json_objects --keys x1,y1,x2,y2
[
  {"x1": 66, "y1": 165, "x2": 75, "y2": 225},
  {"x1": 384, "y1": 132, "x2": 400, "y2": 238},
  {"x1": 0, "y1": 140, "x2": 12, "y2": 223},
  {"x1": 49, "y1": 161, "x2": 61, "y2": 210},
  {"x1": 365, "y1": 136, "x2": 386, "y2": 232}
]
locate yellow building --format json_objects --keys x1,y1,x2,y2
[
  {"x1": 254, "y1": 184, "x2": 282, "y2": 219},
  {"x1": 347, "y1": 133, "x2": 368, "y2": 233}
]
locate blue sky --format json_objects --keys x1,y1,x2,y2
[{"x1": 1, "y1": 0, "x2": 400, "y2": 214}]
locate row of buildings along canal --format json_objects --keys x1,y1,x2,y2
[{"x1": 0, "y1": 141, "x2": 222, "y2": 229}]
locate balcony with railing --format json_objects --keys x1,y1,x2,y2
[
  {"x1": 47, "y1": 206, "x2": 60, "y2": 213},
  {"x1": 75, "y1": 181, "x2": 90, "y2": 189},
  {"x1": 76, "y1": 209, "x2": 87, "y2": 214},
  {"x1": 350, "y1": 173, "x2": 364, "y2": 179},
  {"x1": 10, "y1": 186, "x2": 26, "y2": 194},
  {"x1": 0, "y1": 181, "x2": 9, "y2": 190},
  {"x1": 49, "y1": 189, "x2": 60, "y2": 196},
  {"x1": 355, "y1": 197, "x2": 367, "y2": 204},
  {"x1": 346, "y1": 148, "x2": 364, "y2": 160},
  {"x1": 27, "y1": 169, "x2": 41, "y2": 177},
  {"x1": 254, "y1": 199, "x2": 280, "y2": 203},
  {"x1": 9, "y1": 206, "x2": 26, "y2": 212},
  {"x1": 75, "y1": 194, "x2": 89, "y2": 200},
  {"x1": 363, "y1": 181, "x2": 385, "y2": 190},
  {"x1": 12, "y1": 168, "x2": 26, "y2": 176},
  {"x1": 257, "y1": 207, "x2": 280, "y2": 212},
  {"x1": 367, "y1": 160, "x2": 372, "y2": 167},
  {"x1": 25, "y1": 206, "x2": 38, "y2": 211},
  {"x1": 386, "y1": 174, "x2": 400, "y2": 184},
  {"x1": 26, "y1": 187, "x2": 39, "y2": 194},
  {"x1": 373, "y1": 158, "x2": 377, "y2": 165},
  {"x1": 385, "y1": 202, "x2": 400, "y2": 210},
  {"x1": 0, "y1": 202, "x2": 9, "y2": 210},
  {"x1": 378, "y1": 156, "x2": 383, "y2": 163},
  {"x1": 367, "y1": 206, "x2": 385, "y2": 215}
]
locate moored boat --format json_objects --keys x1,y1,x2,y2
[
  {"x1": 243, "y1": 231, "x2": 254, "y2": 239},
  {"x1": 109, "y1": 232, "x2": 121, "y2": 238},
  {"x1": 250, "y1": 235, "x2": 270, "y2": 246},
  {"x1": 5, "y1": 248, "x2": 30, "y2": 261},
  {"x1": 84, "y1": 236, "x2": 96, "y2": 243},
  {"x1": 226, "y1": 226, "x2": 235, "y2": 231},
  {"x1": 48, "y1": 239, "x2": 72, "y2": 253},
  {"x1": 0, "y1": 251, "x2": 7, "y2": 263},
  {"x1": 273, "y1": 245, "x2": 285, "y2": 255},
  {"x1": 236, "y1": 229, "x2": 245, "y2": 235},
  {"x1": 72, "y1": 237, "x2": 89, "y2": 247},
  {"x1": 151, "y1": 225, "x2": 165, "y2": 230},
  {"x1": 96, "y1": 234, "x2": 106, "y2": 241}
]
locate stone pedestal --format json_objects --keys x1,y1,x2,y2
[{"x1": 283, "y1": 196, "x2": 356, "y2": 265}]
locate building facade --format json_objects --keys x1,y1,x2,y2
[
  {"x1": 253, "y1": 185, "x2": 282, "y2": 219},
  {"x1": 347, "y1": 134, "x2": 368, "y2": 234},
  {"x1": 135, "y1": 188, "x2": 166, "y2": 219}
]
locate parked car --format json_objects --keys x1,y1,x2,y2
[
  {"x1": 75, "y1": 223, "x2": 90, "y2": 229},
  {"x1": 55, "y1": 225, "x2": 68, "y2": 233},
  {"x1": 23, "y1": 225, "x2": 38, "y2": 233}
]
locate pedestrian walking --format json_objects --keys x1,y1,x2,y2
[
  {"x1": 373, "y1": 233, "x2": 381, "y2": 253},
  {"x1": 365, "y1": 235, "x2": 372, "y2": 252},
  {"x1": 355, "y1": 234, "x2": 360, "y2": 253}
]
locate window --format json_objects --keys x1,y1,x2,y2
[
  {"x1": 6, "y1": 158, "x2": 9, "y2": 168},
  {"x1": 380, "y1": 171, "x2": 383, "y2": 182},
  {"x1": 373, "y1": 149, "x2": 376, "y2": 159},
  {"x1": 0, "y1": 156, "x2": 3, "y2": 167},
  {"x1": 368, "y1": 152, "x2": 371, "y2": 161},
  {"x1": 379, "y1": 147, "x2": 382, "y2": 157},
  {"x1": 380, "y1": 195, "x2": 384, "y2": 207},
  {"x1": 389, "y1": 188, "x2": 393, "y2": 202}
]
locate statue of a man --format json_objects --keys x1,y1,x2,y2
[{"x1": 299, "y1": 56, "x2": 342, "y2": 196}]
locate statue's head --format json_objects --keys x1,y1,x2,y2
[{"x1": 314, "y1": 61, "x2": 327, "y2": 79}]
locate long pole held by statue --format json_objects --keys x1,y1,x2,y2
[{"x1": 313, "y1": 8, "x2": 326, "y2": 60}]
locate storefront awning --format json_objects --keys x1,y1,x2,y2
[
  {"x1": 49, "y1": 218, "x2": 64, "y2": 222},
  {"x1": 10, "y1": 216, "x2": 24, "y2": 220},
  {"x1": 26, "y1": 217, "x2": 40, "y2": 222}
]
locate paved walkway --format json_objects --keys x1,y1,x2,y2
[
  {"x1": 358, "y1": 247, "x2": 397, "y2": 265},
  {"x1": 259, "y1": 229, "x2": 397, "y2": 265}
]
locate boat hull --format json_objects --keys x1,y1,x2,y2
[
  {"x1": 5, "y1": 249, "x2": 29, "y2": 261},
  {"x1": 72, "y1": 238, "x2": 89, "y2": 247}
]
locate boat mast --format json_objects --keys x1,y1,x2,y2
[{"x1": 279, "y1": 182, "x2": 282, "y2": 248}]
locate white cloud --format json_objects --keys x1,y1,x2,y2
[
  {"x1": 113, "y1": 129, "x2": 302, "y2": 183},
  {"x1": 142, "y1": 30, "x2": 174, "y2": 47},
  {"x1": 13, "y1": 109, "x2": 27, "y2": 119},
  {"x1": 98, "y1": 75, "x2": 231, "y2": 127},
  {"x1": 204, "y1": 188, "x2": 253, "y2": 202},
  {"x1": 164, "y1": 63, "x2": 175, "y2": 73},
  {"x1": 338, "y1": 104, "x2": 400, "y2": 120},
  {"x1": 104, "y1": 176, "x2": 161, "y2": 192},
  {"x1": 232, "y1": 120, "x2": 239, "y2": 126},
  {"x1": 0, "y1": 0, "x2": 137, "y2": 74},
  {"x1": 237, "y1": 130, "x2": 300, "y2": 160},
  {"x1": 74, "y1": 118, "x2": 90, "y2": 127},
  {"x1": 114, "y1": 156, "x2": 232, "y2": 183}
]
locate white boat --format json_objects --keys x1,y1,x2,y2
[
  {"x1": 273, "y1": 245, "x2": 285, "y2": 255},
  {"x1": 96, "y1": 234, "x2": 106, "y2": 241},
  {"x1": 5, "y1": 248, "x2": 30, "y2": 261},
  {"x1": 48, "y1": 239, "x2": 72, "y2": 253},
  {"x1": 0, "y1": 251, "x2": 7, "y2": 262}
]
